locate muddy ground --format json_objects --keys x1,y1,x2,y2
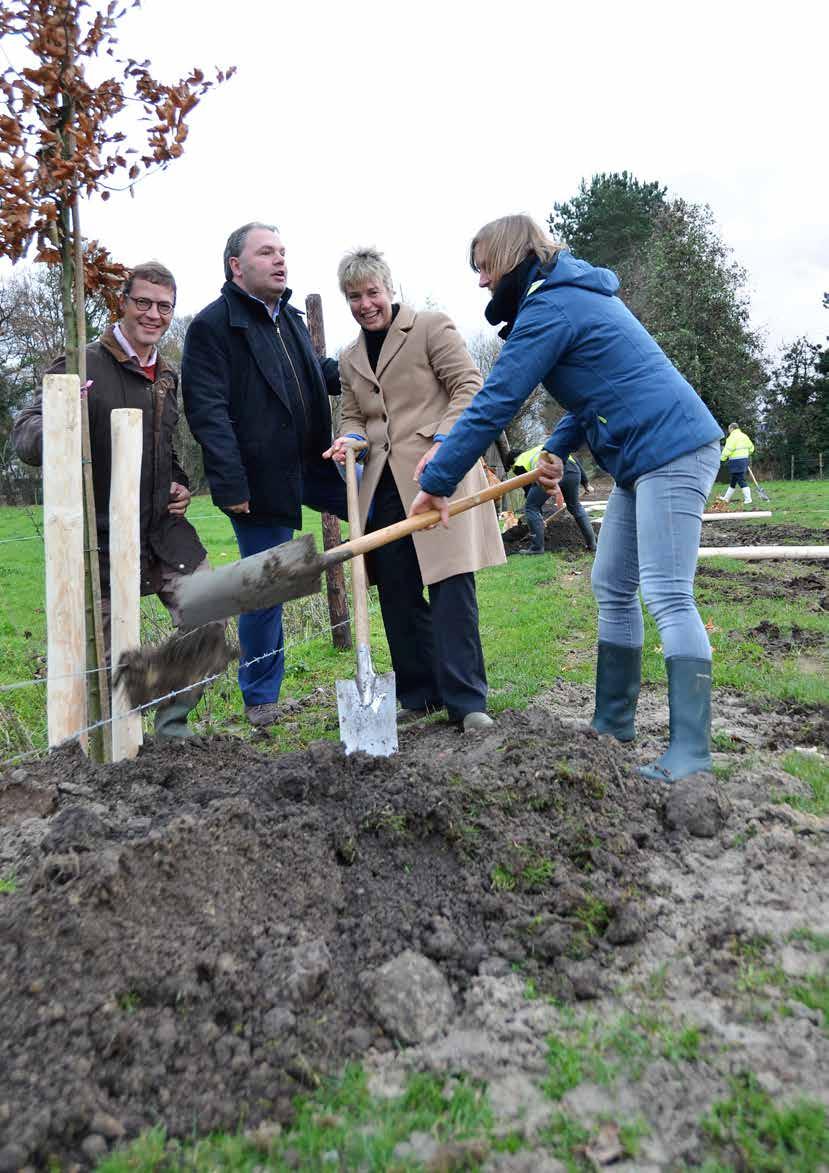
[
  {"x1": 504, "y1": 504, "x2": 829, "y2": 558},
  {"x1": 1, "y1": 521, "x2": 827, "y2": 1169}
]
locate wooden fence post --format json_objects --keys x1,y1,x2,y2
[
  {"x1": 109, "y1": 409, "x2": 143, "y2": 761},
  {"x1": 305, "y1": 293, "x2": 352, "y2": 650},
  {"x1": 43, "y1": 374, "x2": 86, "y2": 748},
  {"x1": 790, "y1": 454, "x2": 795, "y2": 481}
]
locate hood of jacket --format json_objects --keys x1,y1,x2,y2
[
  {"x1": 486, "y1": 250, "x2": 620, "y2": 338},
  {"x1": 530, "y1": 250, "x2": 619, "y2": 298}
]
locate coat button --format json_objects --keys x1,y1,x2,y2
[
  {"x1": 382, "y1": 413, "x2": 387, "y2": 422},
  {"x1": 384, "y1": 442, "x2": 389, "y2": 451}
]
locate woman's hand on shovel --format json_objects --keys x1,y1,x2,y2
[{"x1": 409, "y1": 489, "x2": 450, "y2": 528}]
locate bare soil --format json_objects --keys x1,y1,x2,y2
[{"x1": 1, "y1": 672, "x2": 827, "y2": 1168}]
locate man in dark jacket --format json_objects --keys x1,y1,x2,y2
[
  {"x1": 182, "y1": 222, "x2": 346, "y2": 728},
  {"x1": 13, "y1": 261, "x2": 210, "y2": 741}
]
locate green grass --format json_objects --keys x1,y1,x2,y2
[
  {"x1": 0, "y1": 873, "x2": 17, "y2": 893},
  {"x1": 1, "y1": 479, "x2": 827, "y2": 760},
  {"x1": 772, "y1": 750, "x2": 829, "y2": 815},
  {"x1": 700, "y1": 1071, "x2": 829, "y2": 1172},
  {"x1": 98, "y1": 1067, "x2": 496, "y2": 1171}
]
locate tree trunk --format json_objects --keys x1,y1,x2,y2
[{"x1": 305, "y1": 293, "x2": 352, "y2": 651}]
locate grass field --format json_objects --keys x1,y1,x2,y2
[{"x1": 0, "y1": 480, "x2": 827, "y2": 762}]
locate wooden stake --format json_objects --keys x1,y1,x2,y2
[
  {"x1": 43, "y1": 374, "x2": 86, "y2": 748},
  {"x1": 72, "y1": 194, "x2": 111, "y2": 761},
  {"x1": 109, "y1": 409, "x2": 143, "y2": 761},
  {"x1": 305, "y1": 293, "x2": 352, "y2": 650}
]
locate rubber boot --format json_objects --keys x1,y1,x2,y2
[
  {"x1": 742, "y1": 487, "x2": 752, "y2": 505},
  {"x1": 523, "y1": 507, "x2": 545, "y2": 554},
  {"x1": 718, "y1": 486, "x2": 734, "y2": 503},
  {"x1": 590, "y1": 642, "x2": 642, "y2": 742},
  {"x1": 639, "y1": 656, "x2": 713, "y2": 784},
  {"x1": 575, "y1": 511, "x2": 597, "y2": 552},
  {"x1": 154, "y1": 698, "x2": 195, "y2": 742}
]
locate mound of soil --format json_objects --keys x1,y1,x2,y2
[
  {"x1": 502, "y1": 515, "x2": 594, "y2": 554},
  {"x1": 2, "y1": 689, "x2": 827, "y2": 1169},
  {"x1": 0, "y1": 715, "x2": 655, "y2": 1165},
  {"x1": 735, "y1": 620, "x2": 825, "y2": 656}
]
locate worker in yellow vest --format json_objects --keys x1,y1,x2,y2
[
  {"x1": 509, "y1": 445, "x2": 596, "y2": 553},
  {"x1": 718, "y1": 423, "x2": 755, "y2": 505}
]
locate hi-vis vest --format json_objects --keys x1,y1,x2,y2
[
  {"x1": 513, "y1": 444, "x2": 543, "y2": 472},
  {"x1": 721, "y1": 429, "x2": 755, "y2": 462}
]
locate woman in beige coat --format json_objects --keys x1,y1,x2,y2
[{"x1": 324, "y1": 247, "x2": 505, "y2": 730}]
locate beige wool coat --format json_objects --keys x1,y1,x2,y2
[{"x1": 337, "y1": 305, "x2": 506, "y2": 587}]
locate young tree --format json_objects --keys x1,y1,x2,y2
[{"x1": 0, "y1": 0, "x2": 234, "y2": 758}]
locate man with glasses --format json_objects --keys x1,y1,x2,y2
[{"x1": 13, "y1": 262, "x2": 211, "y2": 741}]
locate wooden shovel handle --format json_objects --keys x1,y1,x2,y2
[
  {"x1": 344, "y1": 445, "x2": 371, "y2": 649},
  {"x1": 324, "y1": 467, "x2": 541, "y2": 568}
]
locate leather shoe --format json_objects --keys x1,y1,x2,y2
[{"x1": 244, "y1": 701, "x2": 281, "y2": 728}]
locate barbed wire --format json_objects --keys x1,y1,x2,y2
[{"x1": 0, "y1": 600, "x2": 374, "y2": 770}]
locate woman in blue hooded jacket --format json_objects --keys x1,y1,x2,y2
[{"x1": 409, "y1": 214, "x2": 724, "y2": 784}]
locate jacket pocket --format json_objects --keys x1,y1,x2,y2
[{"x1": 415, "y1": 421, "x2": 440, "y2": 439}]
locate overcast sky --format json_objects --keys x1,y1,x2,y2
[{"x1": 5, "y1": 0, "x2": 829, "y2": 360}]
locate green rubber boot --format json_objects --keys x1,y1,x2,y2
[
  {"x1": 590, "y1": 642, "x2": 642, "y2": 743},
  {"x1": 640, "y1": 656, "x2": 713, "y2": 784},
  {"x1": 154, "y1": 698, "x2": 195, "y2": 742}
]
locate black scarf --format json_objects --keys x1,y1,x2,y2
[{"x1": 485, "y1": 252, "x2": 548, "y2": 340}]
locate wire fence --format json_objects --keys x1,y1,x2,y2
[{"x1": 0, "y1": 596, "x2": 375, "y2": 770}]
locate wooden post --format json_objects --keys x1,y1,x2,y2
[
  {"x1": 305, "y1": 293, "x2": 352, "y2": 650},
  {"x1": 72, "y1": 195, "x2": 111, "y2": 761},
  {"x1": 43, "y1": 374, "x2": 86, "y2": 748},
  {"x1": 790, "y1": 454, "x2": 795, "y2": 481},
  {"x1": 109, "y1": 409, "x2": 143, "y2": 761}
]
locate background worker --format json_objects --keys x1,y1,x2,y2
[
  {"x1": 410, "y1": 214, "x2": 723, "y2": 785},
  {"x1": 718, "y1": 422, "x2": 755, "y2": 505},
  {"x1": 509, "y1": 445, "x2": 596, "y2": 553},
  {"x1": 13, "y1": 262, "x2": 210, "y2": 741},
  {"x1": 323, "y1": 247, "x2": 504, "y2": 732}
]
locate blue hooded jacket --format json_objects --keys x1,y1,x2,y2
[{"x1": 419, "y1": 252, "x2": 723, "y2": 496}]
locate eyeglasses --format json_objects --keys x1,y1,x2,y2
[{"x1": 127, "y1": 295, "x2": 175, "y2": 316}]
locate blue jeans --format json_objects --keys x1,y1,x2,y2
[
  {"x1": 230, "y1": 518, "x2": 293, "y2": 706},
  {"x1": 228, "y1": 462, "x2": 348, "y2": 707},
  {"x1": 591, "y1": 441, "x2": 720, "y2": 660}
]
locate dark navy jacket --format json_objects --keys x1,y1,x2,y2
[
  {"x1": 420, "y1": 253, "x2": 723, "y2": 496},
  {"x1": 182, "y1": 282, "x2": 340, "y2": 527}
]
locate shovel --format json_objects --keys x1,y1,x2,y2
[
  {"x1": 335, "y1": 441, "x2": 397, "y2": 756},
  {"x1": 114, "y1": 467, "x2": 542, "y2": 709},
  {"x1": 747, "y1": 467, "x2": 771, "y2": 502}
]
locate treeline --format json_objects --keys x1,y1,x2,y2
[{"x1": 2, "y1": 172, "x2": 827, "y2": 502}]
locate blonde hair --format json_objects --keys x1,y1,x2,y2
[
  {"x1": 337, "y1": 247, "x2": 394, "y2": 297},
  {"x1": 469, "y1": 214, "x2": 565, "y2": 289}
]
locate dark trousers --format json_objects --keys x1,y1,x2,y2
[
  {"x1": 728, "y1": 457, "x2": 749, "y2": 488},
  {"x1": 366, "y1": 466, "x2": 487, "y2": 720},
  {"x1": 560, "y1": 462, "x2": 597, "y2": 550},
  {"x1": 524, "y1": 463, "x2": 596, "y2": 550},
  {"x1": 230, "y1": 461, "x2": 348, "y2": 707}
]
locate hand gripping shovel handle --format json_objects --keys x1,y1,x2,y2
[{"x1": 321, "y1": 466, "x2": 542, "y2": 572}]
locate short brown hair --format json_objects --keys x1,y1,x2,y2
[
  {"x1": 123, "y1": 261, "x2": 177, "y2": 299},
  {"x1": 469, "y1": 214, "x2": 564, "y2": 290}
]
